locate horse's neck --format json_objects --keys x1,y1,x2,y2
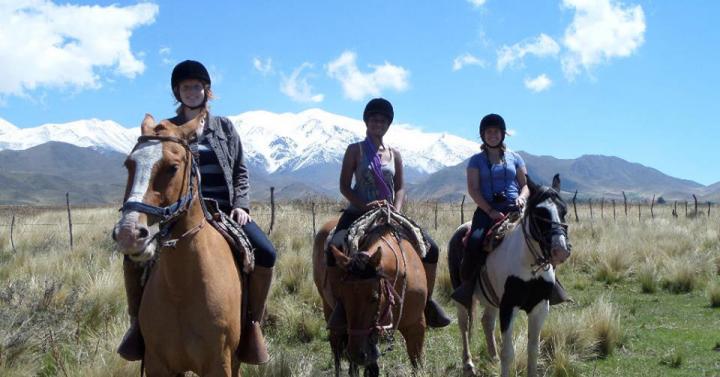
[{"x1": 497, "y1": 223, "x2": 537, "y2": 268}]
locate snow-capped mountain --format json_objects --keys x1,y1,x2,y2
[
  {"x1": 0, "y1": 118, "x2": 137, "y2": 152},
  {"x1": 0, "y1": 109, "x2": 480, "y2": 177}
]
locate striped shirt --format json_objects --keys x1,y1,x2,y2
[{"x1": 197, "y1": 132, "x2": 231, "y2": 213}]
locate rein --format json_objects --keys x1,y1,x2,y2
[
  {"x1": 121, "y1": 134, "x2": 202, "y2": 251},
  {"x1": 343, "y1": 215, "x2": 408, "y2": 354}
]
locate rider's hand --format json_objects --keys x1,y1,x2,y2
[
  {"x1": 231, "y1": 208, "x2": 251, "y2": 226},
  {"x1": 516, "y1": 195, "x2": 527, "y2": 209}
]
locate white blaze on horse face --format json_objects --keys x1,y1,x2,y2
[
  {"x1": 537, "y1": 199, "x2": 570, "y2": 258},
  {"x1": 126, "y1": 141, "x2": 164, "y2": 204}
]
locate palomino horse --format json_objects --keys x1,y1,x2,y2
[
  {"x1": 313, "y1": 214, "x2": 427, "y2": 377},
  {"x1": 113, "y1": 113, "x2": 242, "y2": 376},
  {"x1": 448, "y1": 174, "x2": 571, "y2": 377}
]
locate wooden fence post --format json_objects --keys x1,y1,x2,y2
[
  {"x1": 601, "y1": 198, "x2": 605, "y2": 219},
  {"x1": 589, "y1": 199, "x2": 593, "y2": 219},
  {"x1": 460, "y1": 195, "x2": 466, "y2": 224},
  {"x1": 66, "y1": 192, "x2": 73, "y2": 250},
  {"x1": 10, "y1": 212, "x2": 17, "y2": 253},
  {"x1": 692, "y1": 194, "x2": 698, "y2": 217},
  {"x1": 638, "y1": 201, "x2": 641, "y2": 221},
  {"x1": 685, "y1": 201, "x2": 688, "y2": 217},
  {"x1": 268, "y1": 187, "x2": 275, "y2": 234},
  {"x1": 612, "y1": 199, "x2": 616, "y2": 220},
  {"x1": 622, "y1": 191, "x2": 628, "y2": 217},
  {"x1": 311, "y1": 202, "x2": 317, "y2": 238},
  {"x1": 434, "y1": 202, "x2": 438, "y2": 231},
  {"x1": 708, "y1": 202, "x2": 711, "y2": 217},
  {"x1": 672, "y1": 201, "x2": 678, "y2": 218},
  {"x1": 650, "y1": 194, "x2": 655, "y2": 219},
  {"x1": 572, "y1": 190, "x2": 579, "y2": 222}
]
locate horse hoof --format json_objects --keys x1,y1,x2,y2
[{"x1": 463, "y1": 363, "x2": 477, "y2": 377}]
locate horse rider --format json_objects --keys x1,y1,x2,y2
[
  {"x1": 118, "y1": 60, "x2": 276, "y2": 365},
  {"x1": 326, "y1": 97, "x2": 452, "y2": 328},
  {"x1": 451, "y1": 113, "x2": 569, "y2": 309}
]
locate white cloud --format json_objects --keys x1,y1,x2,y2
[
  {"x1": 497, "y1": 34, "x2": 560, "y2": 71},
  {"x1": 0, "y1": 0, "x2": 158, "y2": 96},
  {"x1": 524, "y1": 74, "x2": 552, "y2": 92},
  {"x1": 326, "y1": 51, "x2": 410, "y2": 101},
  {"x1": 561, "y1": 0, "x2": 645, "y2": 79},
  {"x1": 452, "y1": 53, "x2": 487, "y2": 71},
  {"x1": 467, "y1": 0, "x2": 487, "y2": 7},
  {"x1": 159, "y1": 47, "x2": 172, "y2": 65},
  {"x1": 253, "y1": 57, "x2": 273, "y2": 76},
  {"x1": 280, "y1": 63, "x2": 324, "y2": 103}
]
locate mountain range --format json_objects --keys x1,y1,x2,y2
[{"x1": 0, "y1": 109, "x2": 718, "y2": 205}]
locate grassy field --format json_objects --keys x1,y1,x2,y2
[{"x1": 0, "y1": 201, "x2": 718, "y2": 376}]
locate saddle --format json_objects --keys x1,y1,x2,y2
[
  {"x1": 328, "y1": 206, "x2": 429, "y2": 260},
  {"x1": 461, "y1": 211, "x2": 522, "y2": 254},
  {"x1": 202, "y1": 198, "x2": 255, "y2": 275}
]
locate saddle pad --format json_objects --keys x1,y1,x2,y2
[
  {"x1": 343, "y1": 207, "x2": 429, "y2": 259},
  {"x1": 203, "y1": 198, "x2": 255, "y2": 274}
]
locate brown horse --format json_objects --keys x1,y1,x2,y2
[
  {"x1": 313, "y1": 217, "x2": 427, "y2": 377},
  {"x1": 113, "y1": 113, "x2": 242, "y2": 376}
]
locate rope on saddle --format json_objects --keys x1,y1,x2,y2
[
  {"x1": 346, "y1": 207, "x2": 429, "y2": 258},
  {"x1": 202, "y1": 198, "x2": 255, "y2": 274},
  {"x1": 481, "y1": 211, "x2": 522, "y2": 253}
]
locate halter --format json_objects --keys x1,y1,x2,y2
[
  {"x1": 120, "y1": 134, "x2": 201, "y2": 248},
  {"x1": 521, "y1": 186, "x2": 570, "y2": 273},
  {"x1": 342, "y1": 223, "x2": 408, "y2": 353}
]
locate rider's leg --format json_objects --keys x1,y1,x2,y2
[
  {"x1": 236, "y1": 220, "x2": 276, "y2": 364},
  {"x1": 325, "y1": 209, "x2": 362, "y2": 328},
  {"x1": 421, "y1": 233, "x2": 451, "y2": 328},
  {"x1": 452, "y1": 208, "x2": 492, "y2": 309},
  {"x1": 117, "y1": 256, "x2": 145, "y2": 361}
]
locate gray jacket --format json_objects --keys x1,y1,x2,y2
[{"x1": 169, "y1": 114, "x2": 250, "y2": 211}]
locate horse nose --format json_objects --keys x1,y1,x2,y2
[{"x1": 137, "y1": 225, "x2": 149, "y2": 240}]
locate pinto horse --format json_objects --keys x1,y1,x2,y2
[
  {"x1": 448, "y1": 174, "x2": 571, "y2": 377},
  {"x1": 113, "y1": 113, "x2": 242, "y2": 376},
  {"x1": 313, "y1": 216, "x2": 427, "y2": 377}
]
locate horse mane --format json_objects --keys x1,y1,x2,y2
[{"x1": 345, "y1": 252, "x2": 381, "y2": 280}]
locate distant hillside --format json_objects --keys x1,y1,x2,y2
[
  {"x1": 1, "y1": 142, "x2": 716, "y2": 205},
  {"x1": 408, "y1": 152, "x2": 708, "y2": 202}
]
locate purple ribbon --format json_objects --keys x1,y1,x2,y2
[{"x1": 363, "y1": 137, "x2": 393, "y2": 202}]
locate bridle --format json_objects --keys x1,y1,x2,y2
[
  {"x1": 120, "y1": 134, "x2": 204, "y2": 250},
  {"x1": 521, "y1": 186, "x2": 571, "y2": 273},
  {"x1": 342, "y1": 229, "x2": 408, "y2": 352}
]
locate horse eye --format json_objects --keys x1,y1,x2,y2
[{"x1": 166, "y1": 165, "x2": 179, "y2": 175}]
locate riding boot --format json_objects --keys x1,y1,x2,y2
[
  {"x1": 423, "y1": 262, "x2": 451, "y2": 328},
  {"x1": 452, "y1": 250, "x2": 487, "y2": 311},
  {"x1": 549, "y1": 277, "x2": 572, "y2": 305},
  {"x1": 237, "y1": 266, "x2": 273, "y2": 364},
  {"x1": 117, "y1": 258, "x2": 145, "y2": 361}
]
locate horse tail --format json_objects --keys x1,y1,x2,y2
[{"x1": 447, "y1": 222, "x2": 471, "y2": 291}]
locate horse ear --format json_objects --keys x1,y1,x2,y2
[
  {"x1": 178, "y1": 110, "x2": 207, "y2": 141},
  {"x1": 330, "y1": 245, "x2": 350, "y2": 269},
  {"x1": 526, "y1": 174, "x2": 539, "y2": 194},
  {"x1": 141, "y1": 114, "x2": 156, "y2": 136},
  {"x1": 551, "y1": 174, "x2": 561, "y2": 192},
  {"x1": 370, "y1": 247, "x2": 383, "y2": 269}
]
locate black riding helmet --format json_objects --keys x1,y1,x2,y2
[
  {"x1": 363, "y1": 98, "x2": 394, "y2": 124},
  {"x1": 479, "y1": 113, "x2": 506, "y2": 145},
  {"x1": 171, "y1": 60, "x2": 211, "y2": 103}
]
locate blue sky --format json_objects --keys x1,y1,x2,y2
[{"x1": 1, "y1": 0, "x2": 719, "y2": 184}]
